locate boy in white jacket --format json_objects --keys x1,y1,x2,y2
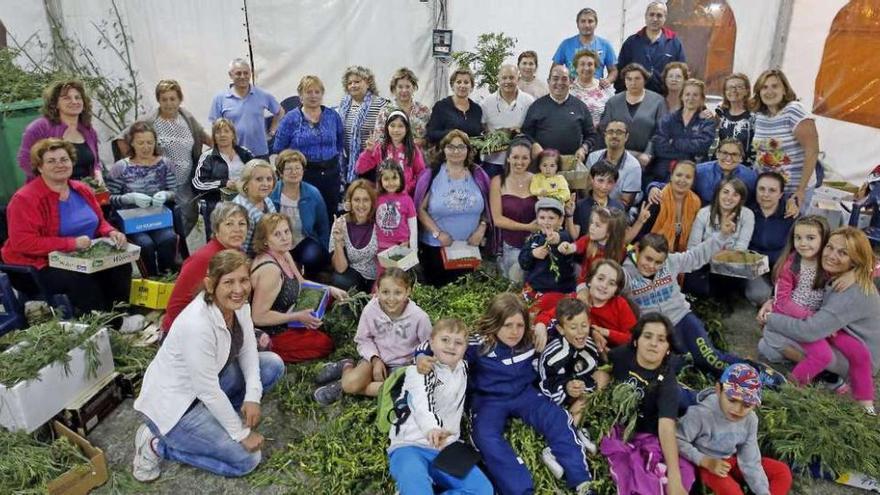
[{"x1": 388, "y1": 319, "x2": 493, "y2": 495}]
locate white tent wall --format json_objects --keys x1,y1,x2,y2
[
  {"x1": 0, "y1": 0, "x2": 52, "y2": 68},
  {"x1": 247, "y1": 0, "x2": 437, "y2": 109},
  {"x1": 781, "y1": 0, "x2": 879, "y2": 183}
]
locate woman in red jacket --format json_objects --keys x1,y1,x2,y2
[{"x1": 2, "y1": 138, "x2": 130, "y2": 313}]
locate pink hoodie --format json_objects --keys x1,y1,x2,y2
[{"x1": 355, "y1": 297, "x2": 432, "y2": 367}]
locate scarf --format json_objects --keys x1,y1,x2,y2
[
  {"x1": 339, "y1": 91, "x2": 373, "y2": 183},
  {"x1": 650, "y1": 184, "x2": 701, "y2": 252}
]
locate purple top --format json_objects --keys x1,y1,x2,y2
[
  {"x1": 500, "y1": 194, "x2": 536, "y2": 248},
  {"x1": 348, "y1": 221, "x2": 374, "y2": 249},
  {"x1": 18, "y1": 117, "x2": 101, "y2": 181}
]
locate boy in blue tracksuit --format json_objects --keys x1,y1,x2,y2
[{"x1": 416, "y1": 293, "x2": 594, "y2": 495}]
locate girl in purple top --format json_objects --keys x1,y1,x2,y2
[
  {"x1": 490, "y1": 139, "x2": 537, "y2": 282},
  {"x1": 19, "y1": 80, "x2": 102, "y2": 183}
]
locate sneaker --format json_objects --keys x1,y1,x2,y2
[
  {"x1": 576, "y1": 427, "x2": 598, "y2": 455},
  {"x1": 541, "y1": 447, "x2": 564, "y2": 479},
  {"x1": 314, "y1": 359, "x2": 354, "y2": 385},
  {"x1": 865, "y1": 405, "x2": 877, "y2": 416},
  {"x1": 576, "y1": 481, "x2": 596, "y2": 495},
  {"x1": 816, "y1": 371, "x2": 851, "y2": 395},
  {"x1": 132, "y1": 424, "x2": 161, "y2": 482},
  {"x1": 314, "y1": 380, "x2": 343, "y2": 406}
]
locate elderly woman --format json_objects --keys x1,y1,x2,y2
[
  {"x1": 490, "y1": 139, "x2": 537, "y2": 283},
  {"x1": 106, "y1": 121, "x2": 178, "y2": 276},
  {"x1": 336, "y1": 66, "x2": 388, "y2": 184},
  {"x1": 661, "y1": 62, "x2": 689, "y2": 113},
  {"x1": 600, "y1": 63, "x2": 666, "y2": 170},
  {"x1": 371, "y1": 68, "x2": 431, "y2": 148},
  {"x1": 751, "y1": 69, "x2": 820, "y2": 215},
  {"x1": 132, "y1": 249, "x2": 285, "y2": 481},
  {"x1": 715, "y1": 73, "x2": 755, "y2": 165},
  {"x1": 193, "y1": 118, "x2": 254, "y2": 240},
  {"x1": 759, "y1": 227, "x2": 880, "y2": 413},
  {"x1": 251, "y1": 213, "x2": 347, "y2": 363},
  {"x1": 634, "y1": 160, "x2": 701, "y2": 253},
  {"x1": 745, "y1": 171, "x2": 795, "y2": 306},
  {"x1": 425, "y1": 68, "x2": 483, "y2": 146},
  {"x1": 415, "y1": 130, "x2": 491, "y2": 287},
  {"x1": 273, "y1": 75, "x2": 344, "y2": 223},
  {"x1": 2, "y1": 138, "x2": 129, "y2": 313},
  {"x1": 649, "y1": 79, "x2": 716, "y2": 186},
  {"x1": 231, "y1": 160, "x2": 277, "y2": 256},
  {"x1": 269, "y1": 149, "x2": 330, "y2": 276},
  {"x1": 516, "y1": 50, "x2": 549, "y2": 98},
  {"x1": 329, "y1": 180, "x2": 378, "y2": 292},
  {"x1": 161, "y1": 202, "x2": 249, "y2": 333},
  {"x1": 570, "y1": 49, "x2": 614, "y2": 127},
  {"x1": 18, "y1": 80, "x2": 103, "y2": 183}
]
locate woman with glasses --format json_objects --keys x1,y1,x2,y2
[
  {"x1": 714, "y1": 73, "x2": 755, "y2": 165},
  {"x1": 414, "y1": 130, "x2": 491, "y2": 286}
]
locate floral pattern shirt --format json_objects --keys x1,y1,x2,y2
[{"x1": 753, "y1": 101, "x2": 815, "y2": 194}]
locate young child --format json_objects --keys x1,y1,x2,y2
[
  {"x1": 676, "y1": 363, "x2": 793, "y2": 495},
  {"x1": 530, "y1": 148, "x2": 571, "y2": 203},
  {"x1": 624, "y1": 231, "x2": 786, "y2": 388},
  {"x1": 416, "y1": 293, "x2": 594, "y2": 495},
  {"x1": 314, "y1": 268, "x2": 431, "y2": 405},
  {"x1": 538, "y1": 298, "x2": 606, "y2": 445},
  {"x1": 519, "y1": 197, "x2": 578, "y2": 343},
  {"x1": 388, "y1": 319, "x2": 493, "y2": 495},
  {"x1": 560, "y1": 207, "x2": 628, "y2": 295},
  {"x1": 356, "y1": 110, "x2": 426, "y2": 196},
  {"x1": 583, "y1": 259, "x2": 638, "y2": 349},
  {"x1": 375, "y1": 159, "x2": 418, "y2": 253},
  {"x1": 567, "y1": 161, "x2": 625, "y2": 239}
]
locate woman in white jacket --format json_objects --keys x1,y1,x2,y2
[{"x1": 132, "y1": 249, "x2": 285, "y2": 481}]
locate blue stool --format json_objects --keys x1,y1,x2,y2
[
  {"x1": 0, "y1": 272, "x2": 25, "y2": 335},
  {"x1": 846, "y1": 185, "x2": 880, "y2": 246}
]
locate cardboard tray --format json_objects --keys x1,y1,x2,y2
[
  {"x1": 49, "y1": 239, "x2": 141, "y2": 274},
  {"x1": 441, "y1": 241, "x2": 482, "y2": 270},
  {"x1": 129, "y1": 278, "x2": 175, "y2": 309},
  {"x1": 116, "y1": 206, "x2": 173, "y2": 234},
  {"x1": 0, "y1": 323, "x2": 115, "y2": 432},
  {"x1": 561, "y1": 170, "x2": 589, "y2": 190},
  {"x1": 710, "y1": 250, "x2": 769, "y2": 280},
  {"x1": 47, "y1": 420, "x2": 110, "y2": 495},
  {"x1": 377, "y1": 245, "x2": 419, "y2": 271},
  {"x1": 287, "y1": 281, "x2": 331, "y2": 328}
]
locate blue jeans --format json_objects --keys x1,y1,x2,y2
[
  {"x1": 291, "y1": 237, "x2": 329, "y2": 277},
  {"x1": 389, "y1": 445, "x2": 493, "y2": 495},
  {"x1": 145, "y1": 352, "x2": 285, "y2": 477},
  {"x1": 129, "y1": 227, "x2": 178, "y2": 276}
]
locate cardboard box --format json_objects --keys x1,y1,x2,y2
[
  {"x1": 811, "y1": 198, "x2": 845, "y2": 229},
  {"x1": 129, "y1": 278, "x2": 175, "y2": 309},
  {"x1": 287, "y1": 281, "x2": 331, "y2": 329},
  {"x1": 56, "y1": 372, "x2": 123, "y2": 437},
  {"x1": 561, "y1": 170, "x2": 589, "y2": 190},
  {"x1": 560, "y1": 155, "x2": 579, "y2": 172},
  {"x1": 377, "y1": 245, "x2": 419, "y2": 271},
  {"x1": 116, "y1": 206, "x2": 173, "y2": 234},
  {"x1": 49, "y1": 240, "x2": 141, "y2": 274},
  {"x1": 710, "y1": 250, "x2": 770, "y2": 280},
  {"x1": 47, "y1": 421, "x2": 109, "y2": 495},
  {"x1": 116, "y1": 371, "x2": 143, "y2": 399},
  {"x1": 0, "y1": 324, "x2": 115, "y2": 432},
  {"x1": 441, "y1": 241, "x2": 482, "y2": 270},
  {"x1": 813, "y1": 185, "x2": 854, "y2": 203}
]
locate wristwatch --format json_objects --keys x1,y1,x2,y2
[{"x1": 432, "y1": 230, "x2": 441, "y2": 239}]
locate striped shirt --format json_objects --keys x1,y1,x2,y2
[
  {"x1": 272, "y1": 106, "x2": 344, "y2": 162},
  {"x1": 538, "y1": 334, "x2": 600, "y2": 405},
  {"x1": 106, "y1": 157, "x2": 177, "y2": 208},
  {"x1": 232, "y1": 194, "x2": 277, "y2": 256},
  {"x1": 753, "y1": 101, "x2": 816, "y2": 194}
]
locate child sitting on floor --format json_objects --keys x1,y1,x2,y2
[
  {"x1": 388, "y1": 319, "x2": 493, "y2": 495},
  {"x1": 676, "y1": 363, "x2": 793, "y2": 495}
]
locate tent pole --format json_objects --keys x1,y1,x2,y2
[
  {"x1": 432, "y1": 0, "x2": 449, "y2": 103},
  {"x1": 769, "y1": 0, "x2": 795, "y2": 69}
]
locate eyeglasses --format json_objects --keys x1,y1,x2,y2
[
  {"x1": 445, "y1": 144, "x2": 468, "y2": 152},
  {"x1": 717, "y1": 150, "x2": 743, "y2": 158},
  {"x1": 605, "y1": 129, "x2": 627, "y2": 136}
]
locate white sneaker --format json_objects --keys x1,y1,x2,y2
[
  {"x1": 132, "y1": 424, "x2": 161, "y2": 482},
  {"x1": 577, "y1": 427, "x2": 598, "y2": 455},
  {"x1": 541, "y1": 447, "x2": 564, "y2": 479}
]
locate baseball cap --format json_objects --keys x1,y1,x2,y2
[
  {"x1": 720, "y1": 363, "x2": 762, "y2": 406},
  {"x1": 535, "y1": 197, "x2": 564, "y2": 216}
]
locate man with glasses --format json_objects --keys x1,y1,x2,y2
[
  {"x1": 586, "y1": 120, "x2": 642, "y2": 207},
  {"x1": 209, "y1": 58, "x2": 285, "y2": 159},
  {"x1": 693, "y1": 138, "x2": 757, "y2": 204},
  {"x1": 615, "y1": 1, "x2": 686, "y2": 94},
  {"x1": 522, "y1": 65, "x2": 599, "y2": 162}
]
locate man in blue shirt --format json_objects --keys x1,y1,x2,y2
[
  {"x1": 693, "y1": 139, "x2": 757, "y2": 205},
  {"x1": 552, "y1": 8, "x2": 618, "y2": 88},
  {"x1": 615, "y1": 1, "x2": 686, "y2": 94},
  {"x1": 209, "y1": 58, "x2": 284, "y2": 158}
]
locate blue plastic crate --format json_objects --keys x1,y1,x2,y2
[
  {"x1": 117, "y1": 207, "x2": 173, "y2": 234},
  {"x1": 287, "y1": 281, "x2": 330, "y2": 329}
]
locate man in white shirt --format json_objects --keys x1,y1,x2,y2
[{"x1": 480, "y1": 64, "x2": 535, "y2": 177}]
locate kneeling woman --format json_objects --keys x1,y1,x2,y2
[
  {"x1": 250, "y1": 213, "x2": 348, "y2": 362},
  {"x1": 132, "y1": 249, "x2": 285, "y2": 481}
]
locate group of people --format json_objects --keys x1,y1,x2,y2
[{"x1": 0, "y1": 2, "x2": 876, "y2": 494}]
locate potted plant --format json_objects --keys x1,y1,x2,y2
[{"x1": 451, "y1": 32, "x2": 516, "y2": 93}]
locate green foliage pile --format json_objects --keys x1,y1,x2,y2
[
  {"x1": 69, "y1": 241, "x2": 126, "y2": 259},
  {"x1": 108, "y1": 332, "x2": 157, "y2": 376},
  {"x1": 0, "y1": 431, "x2": 89, "y2": 493},
  {"x1": 0, "y1": 48, "x2": 63, "y2": 105},
  {"x1": 0, "y1": 319, "x2": 104, "y2": 387},
  {"x1": 411, "y1": 270, "x2": 515, "y2": 325}
]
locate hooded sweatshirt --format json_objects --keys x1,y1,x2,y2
[
  {"x1": 676, "y1": 389, "x2": 770, "y2": 495},
  {"x1": 623, "y1": 233, "x2": 725, "y2": 325},
  {"x1": 355, "y1": 297, "x2": 432, "y2": 367},
  {"x1": 388, "y1": 360, "x2": 468, "y2": 453}
]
